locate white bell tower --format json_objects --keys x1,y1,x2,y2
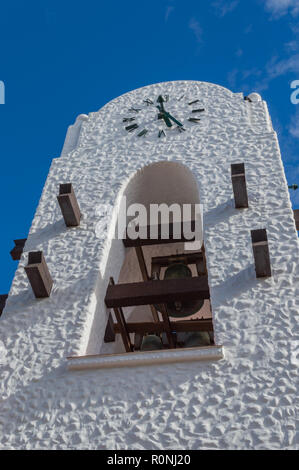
[{"x1": 0, "y1": 81, "x2": 298, "y2": 450}]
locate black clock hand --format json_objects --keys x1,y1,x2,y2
[
  {"x1": 157, "y1": 96, "x2": 183, "y2": 128},
  {"x1": 157, "y1": 104, "x2": 173, "y2": 127},
  {"x1": 157, "y1": 96, "x2": 183, "y2": 127},
  {"x1": 163, "y1": 111, "x2": 183, "y2": 127},
  {"x1": 158, "y1": 108, "x2": 183, "y2": 127},
  {"x1": 157, "y1": 95, "x2": 165, "y2": 107},
  {"x1": 162, "y1": 113, "x2": 173, "y2": 128}
]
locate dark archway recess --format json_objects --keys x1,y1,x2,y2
[{"x1": 103, "y1": 161, "x2": 214, "y2": 353}]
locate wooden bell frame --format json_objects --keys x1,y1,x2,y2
[{"x1": 104, "y1": 221, "x2": 213, "y2": 353}]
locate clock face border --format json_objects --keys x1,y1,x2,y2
[{"x1": 121, "y1": 93, "x2": 207, "y2": 141}]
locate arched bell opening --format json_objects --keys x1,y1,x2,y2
[{"x1": 99, "y1": 161, "x2": 214, "y2": 355}]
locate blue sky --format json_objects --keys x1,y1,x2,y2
[{"x1": 0, "y1": 0, "x2": 298, "y2": 293}]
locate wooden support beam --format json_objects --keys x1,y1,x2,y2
[
  {"x1": 135, "y1": 246, "x2": 149, "y2": 281},
  {"x1": 0, "y1": 294, "x2": 8, "y2": 316},
  {"x1": 123, "y1": 220, "x2": 197, "y2": 247},
  {"x1": 113, "y1": 305, "x2": 133, "y2": 352},
  {"x1": 57, "y1": 183, "x2": 81, "y2": 227},
  {"x1": 294, "y1": 209, "x2": 299, "y2": 231},
  {"x1": 24, "y1": 251, "x2": 53, "y2": 298},
  {"x1": 161, "y1": 304, "x2": 176, "y2": 348},
  {"x1": 10, "y1": 239, "x2": 27, "y2": 261},
  {"x1": 135, "y1": 246, "x2": 160, "y2": 323},
  {"x1": 251, "y1": 229, "x2": 272, "y2": 278},
  {"x1": 109, "y1": 278, "x2": 133, "y2": 352},
  {"x1": 105, "y1": 276, "x2": 210, "y2": 309},
  {"x1": 231, "y1": 163, "x2": 249, "y2": 209},
  {"x1": 151, "y1": 252, "x2": 203, "y2": 268},
  {"x1": 104, "y1": 312, "x2": 115, "y2": 343},
  {"x1": 113, "y1": 319, "x2": 213, "y2": 335}
]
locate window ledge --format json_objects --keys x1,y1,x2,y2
[{"x1": 67, "y1": 345, "x2": 224, "y2": 371}]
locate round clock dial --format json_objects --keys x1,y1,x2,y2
[{"x1": 121, "y1": 94, "x2": 207, "y2": 140}]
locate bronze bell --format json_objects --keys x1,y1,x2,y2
[
  {"x1": 140, "y1": 335, "x2": 163, "y2": 351},
  {"x1": 155, "y1": 263, "x2": 204, "y2": 318},
  {"x1": 184, "y1": 331, "x2": 211, "y2": 348}
]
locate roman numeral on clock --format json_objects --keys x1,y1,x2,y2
[
  {"x1": 158, "y1": 129, "x2": 166, "y2": 138},
  {"x1": 144, "y1": 99, "x2": 153, "y2": 105},
  {"x1": 125, "y1": 123, "x2": 139, "y2": 132},
  {"x1": 123, "y1": 117, "x2": 135, "y2": 123},
  {"x1": 137, "y1": 129, "x2": 148, "y2": 137},
  {"x1": 188, "y1": 99, "x2": 200, "y2": 105},
  {"x1": 128, "y1": 108, "x2": 141, "y2": 113},
  {"x1": 192, "y1": 109, "x2": 205, "y2": 113},
  {"x1": 188, "y1": 118, "x2": 201, "y2": 123}
]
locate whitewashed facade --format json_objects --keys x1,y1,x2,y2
[{"x1": 0, "y1": 81, "x2": 298, "y2": 450}]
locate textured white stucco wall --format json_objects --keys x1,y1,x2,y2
[{"x1": 0, "y1": 81, "x2": 298, "y2": 450}]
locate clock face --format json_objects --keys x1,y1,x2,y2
[{"x1": 121, "y1": 93, "x2": 207, "y2": 140}]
